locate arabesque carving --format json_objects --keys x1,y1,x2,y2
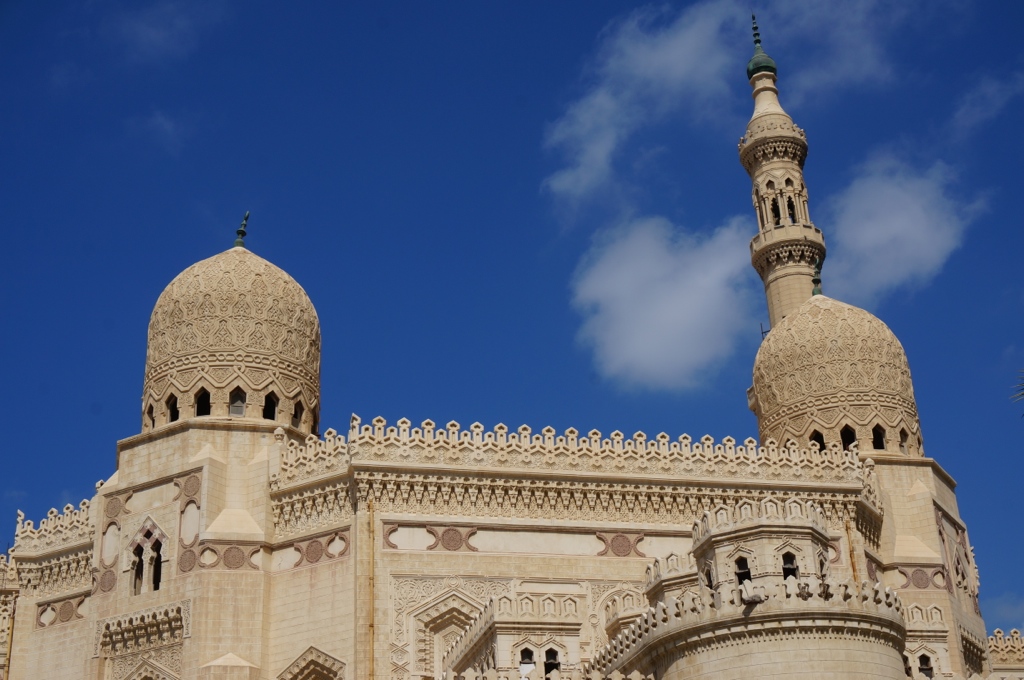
[
  {"x1": 95, "y1": 599, "x2": 191, "y2": 658},
  {"x1": 751, "y1": 296, "x2": 922, "y2": 448},
  {"x1": 143, "y1": 247, "x2": 320, "y2": 429}
]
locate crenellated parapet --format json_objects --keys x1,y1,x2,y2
[
  {"x1": 270, "y1": 426, "x2": 350, "y2": 490},
  {"x1": 990, "y1": 629, "x2": 1024, "y2": 673},
  {"x1": 12, "y1": 500, "x2": 93, "y2": 557},
  {"x1": 345, "y1": 415, "x2": 864, "y2": 484},
  {"x1": 590, "y1": 575, "x2": 905, "y2": 677}
]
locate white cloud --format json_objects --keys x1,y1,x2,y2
[
  {"x1": 820, "y1": 155, "x2": 982, "y2": 307},
  {"x1": 105, "y1": 1, "x2": 224, "y2": 62},
  {"x1": 572, "y1": 216, "x2": 757, "y2": 390},
  {"x1": 542, "y1": 0, "x2": 926, "y2": 211},
  {"x1": 951, "y1": 72, "x2": 1024, "y2": 135}
]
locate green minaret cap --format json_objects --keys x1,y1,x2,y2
[
  {"x1": 235, "y1": 211, "x2": 250, "y2": 247},
  {"x1": 746, "y1": 14, "x2": 777, "y2": 80}
]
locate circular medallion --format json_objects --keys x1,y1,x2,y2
[
  {"x1": 58, "y1": 601, "x2": 75, "y2": 623},
  {"x1": 104, "y1": 498, "x2": 122, "y2": 518},
  {"x1": 305, "y1": 539, "x2": 324, "y2": 563},
  {"x1": 610, "y1": 534, "x2": 633, "y2": 557},
  {"x1": 178, "y1": 550, "x2": 198, "y2": 573},
  {"x1": 183, "y1": 475, "x2": 202, "y2": 498},
  {"x1": 441, "y1": 528, "x2": 463, "y2": 551},
  {"x1": 911, "y1": 568, "x2": 931, "y2": 589},
  {"x1": 100, "y1": 570, "x2": 117, "y2": 592},
  {"x1": 223, "y1": 546, "x2": 246, "y2": 569}
]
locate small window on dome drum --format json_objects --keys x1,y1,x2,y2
[
  {"x1": 840, "y1": 425, "x2": 856, "y2": 451},
  {"x1": 262, "y1": 392, "x2": 278, "y2": 420},
  {"x1": 292, "y1": 401, "x2": 304, "y2": 428},
  {"x1": 195, "y1": 388, "x2": 211, "y2": 417},
  {"x1": 809, "y1": 430, "x2": 826, "y2": 451},
  {"x1": 872, "y1": 424, "x2": 886, "y2": 450},
  {"x1": 229, "y1": 387, "x2": 246, "y2": 417},
  {"x1": 166, "y1": 395, "x2": 179, "y2": 423}
]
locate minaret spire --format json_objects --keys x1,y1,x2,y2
[
  {"x1": 738, "y1": 21, "x2": 825, "y2": 327},
  {"x1": 235, "y1": 211, "x2": 250, "y2": 248}
]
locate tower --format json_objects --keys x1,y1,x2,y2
[{"x1": 739, "y1": 17, "x2": 826, "y2": 328}]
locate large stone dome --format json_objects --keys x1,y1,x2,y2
[
  {"x1": 750, "y1": 295, "x2": 922, "y2": 455},
  {"x1": 141, "y1": 246, "x2": 321, "y2": 434}
]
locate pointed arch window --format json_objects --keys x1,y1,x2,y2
[
  {"x1": 872, "y1": 424, "x2": 886, "y2": 450},
  {"x1": 146, "y1": 404, "x2": 155, "y2": 430},
  {"x1": 262, "y1": 392, "x2": 278, "y2": 420},
  {"x1": 771, "y1": 198, "x2": 781, "y2": 225},
  {"x1": 151, "y1": 540, "x2": 163, "y2": 591},
  {"x1": 544, "y1": 649, "x2": 561, "y2": 676},
  {"x1": 782, "y1": 552, "x2": 799, "y2": 580},
  {"x1": 840, "y1": 425, "x2": 857, "y2": 451},
  {"x1": 809, "y1": 430, "x2": 826, "y2": 451},
  {"x1": 132, "y1": 545, "x2": 145, "y2": 596},
  {"x1": 166, "y1": 394, "x2": 179, "y2": 423},
  {"x1": 735, "y1": 557, "x2": 752, "y2": 584},
  {"x1": 787, "y1": 196, "x2": 797, "y2": 223},
  {"x1": 292, "y1": 401, "x2": 304, "y2": 429},
  {"x1": 195, "y1": 388, "x2": 211, "y2": 417},
  {"x1": 229, "y1": 387, "x2": 246, "y2": 417}
]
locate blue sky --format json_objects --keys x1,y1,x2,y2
[{"x1": 1, "y1": 1, "x2": 1023, "y2": 631}]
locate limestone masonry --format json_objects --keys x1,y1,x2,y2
[{"x1": 1, "y1": 27, "x2": 1021, "y2": 680}]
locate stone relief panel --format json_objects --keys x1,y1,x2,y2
[
  {"x1": 35, "y1": 594, "x2": 87, "y2": 629},
  {"x1": 94, "y1": 599, "x2": 191, "y2": 658},
  {"x1": 278, "y1": 646, "x2": 345, "y2": 680}
]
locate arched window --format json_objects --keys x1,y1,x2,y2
[
  {"x1": 872, "y1": 424, "x2": 886, "y2": 450},
  {"x1": 899, "y1": 428, "x2": 909, "y2": 454},
  {"x1": 840, "y1": 425, "x2": 857, "y2": 451},
  {"x1": 735, "y1": 557, "x2": 752, "y2": 584},
  {"x1": 544, "y1": 649, "x2": 560, "y2": 675},
  {"x1": 146, "y1": 404, "x2": 155, "y2": 430},
  {"x1": 918, "y1": 654, "x2": 934, "y2": 678},
  {"x1": 166, "y1": 394, "x2": 179, "y2": 423},
  {"x1": 292, "y1": 401, "x2": 304, "y2": 429},
  {"x1": 229, "y1": 387, "x2": 246, "y2": 417},
  {"x1": 262, "y1": 392, "x2": 278, "y2": 420},
  {"x1": 771, "y1": 198, "x2": 781, "y2": 225},
  {"x1": 809, "y1": 430, "x2": 826, "y2": 451},
  {"x1": 132, "y1": 545, "x2": 145, "y2": 596},
  {"x1": 787, "y1": 197, "x2": 797, "y2": 223},
  {"x1": 151, "y1": 541, "x2": 162, "y2": 591},
  {"x1": 782, "y1": 552, "x2": 799, "y2": 580},
  {"x1": 195, "y1": 388, "x2": 211, "y2": 417},
  {"x1": 519, "y1": 649, "x2": 536, "y2": 675}
]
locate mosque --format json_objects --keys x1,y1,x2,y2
[{"x1": 1, "y1": 25, "x2": 1022, "y2": 680}]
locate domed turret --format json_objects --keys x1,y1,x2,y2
[
  {"x1": 141, "y1": 244, "x2": 321, "y2": 435},
  {"x1": 749, "y1": 295, "x2": 922, "y2": 455}
]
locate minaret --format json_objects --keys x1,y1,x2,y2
[{"x1": 739, "y1": 16, "x2": 826, "y2": 327}]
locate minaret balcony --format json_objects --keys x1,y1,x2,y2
[{"x1": 749, "y1": 221, "x2": 823, "y2": 255}]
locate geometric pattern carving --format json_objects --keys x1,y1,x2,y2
[
  {"x1": 597, "y1": 532, "x2": 645, "y2": 558},
  {"x1": 143, "y1": 247, "x2": 321, "y2": 429},
  {"x1": 278, "y1": 646, "x2": 345, "y2": 680},
  {"x1": 751, "y1": 295, "x2": 922, "y2": 448}
]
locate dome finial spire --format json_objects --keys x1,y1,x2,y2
[
  {"x1": 752, "y1": 13, "x2": 761, "y2": 48},
  {"x1": 235, "y1": 211, "x2": 250, "y2": 247},
  {"x1": 745, "y1": 14, "x2": 777, "y2": 80}
]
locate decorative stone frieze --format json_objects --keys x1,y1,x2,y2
[
  {"x1": 35, "y1": 594, "x2": 86, "y2": 628},
  {"x1": 95, "y1": 599, "x2": 191, "y2": 658}
]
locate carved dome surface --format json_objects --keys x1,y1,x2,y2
[
  {"x1": 750, "y1": 295, "x2": 921, "y2": 452},
  {"x1": 142, "y1": 246, "x2": 320, "y2": 430}
]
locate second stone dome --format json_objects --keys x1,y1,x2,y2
[
  {"x1": 749, "y1": 295, "x2": 922, "y2": 455},
  {"x1": 142, "y1": 246, "x2": 321, "y2": 434}
]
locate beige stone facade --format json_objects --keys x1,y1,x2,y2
[{"x1": 1, "y1": 32, "x2": 1022, "y2": 680}]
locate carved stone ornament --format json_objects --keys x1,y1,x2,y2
[
  {"x1": 278, "y1": 646, "x2": 345, "y2": 680},
  {"x1": 597, "y1": 532, "x2": 645, "y2": 558},
  {"x1": 142, "y1": 246, "x2": 321, "y2": 426},
  {"x1": 425, "y1": 526, "x2": 477, "y2": 552}
]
